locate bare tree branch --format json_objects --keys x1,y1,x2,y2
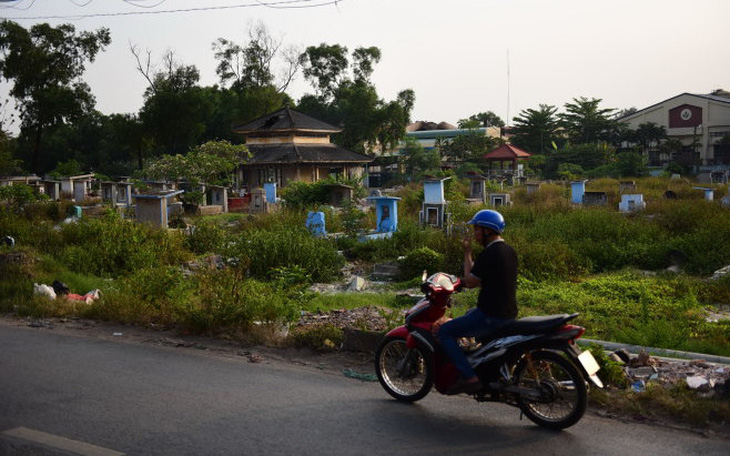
[{"x1": 130, "y1": 42, "x2": 156, "y2": 94}]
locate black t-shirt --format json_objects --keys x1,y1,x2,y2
[{"x1": 469, "y1": 240, "x2": 518, "y2": 319}]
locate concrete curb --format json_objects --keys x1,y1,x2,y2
[
  {"x1": 580, "y1": 338, "x2": 730, "y2": 365},
  {"x1": 342, "y1": 329, "x2": 730, "y2": 366}
]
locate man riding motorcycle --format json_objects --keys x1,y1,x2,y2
[{"x1": 437, "y1": 209, "x2": 518, "y2": 395}]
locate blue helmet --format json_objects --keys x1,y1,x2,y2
[{"x1": 467, "y1": 209, "x2": 505, "y2": 234}]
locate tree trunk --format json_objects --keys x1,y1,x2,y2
[{"x1": 30, "y1": 125, "x2": 43, "y2": 174}]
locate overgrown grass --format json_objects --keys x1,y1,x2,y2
[
  {"x1": 2, "y1": 179, "x2": 729, "y2": 356},
  {"x1": 515, "y1": 270, "x2": 730, "y2": 356}
]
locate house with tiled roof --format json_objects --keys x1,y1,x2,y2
[{"x1": 232, "y1": 107, "x2": 373, "y2": 190}]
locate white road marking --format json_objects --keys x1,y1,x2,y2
[{"x1": 1, "y1": 427, "x2": 125, "y2": 456}]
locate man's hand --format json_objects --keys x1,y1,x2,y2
[{"x1": 462, "y1": 233, "x2": 473, "y2": 253}]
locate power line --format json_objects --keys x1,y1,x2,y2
[
  {"x1": 122, "y1": 0, "x2": 169, "y2": 9},
  {"x1": 2, "y1": 0, "x2": 343, "y2": 20},
  {"x1": 0, "y1": 0, "x2": 38, "y2": 11}
]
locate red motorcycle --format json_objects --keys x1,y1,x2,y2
[{"x1": 375, "y1": 272, "x2": 603, "y2": 430}]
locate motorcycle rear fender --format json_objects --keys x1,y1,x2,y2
[{"x1": 521, "y1": 343, "x2": 604, "y2": 388}]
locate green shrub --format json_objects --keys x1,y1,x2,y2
[
  {"x1": 398, "y1": 247, "x2": 444, "y2": 280},
  {"x1": 184, "y1": 268, "x2": 301, "y2": 334},
  {"x1": 55, "y1": 212, "x2": 191, "y2": 278},
  {"x1": 510, "y1": 238, "x2": 590, "y2": 281},
  {"x1": 0, "y1": 184, "x2": 47, "y2": 213},
  {"x1": 340, "y1": 199, "x2": 368, "y2": 236},
  {"x1": 185, "y1": 218, "x2": 231, "y2": 255},
  {"x1": 230, "y1": 225, "x2": 344, "y2": 283},
  {"x1": 90, "y1": 266, "x2": 192, "y2": 325}
]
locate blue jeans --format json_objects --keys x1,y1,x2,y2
[{"x1": 437, "y1": 308, "x2": 509, "y2": 379}]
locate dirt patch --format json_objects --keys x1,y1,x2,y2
[{"x1": 0, "y1": 315, "x2": 375, "y2": 378}]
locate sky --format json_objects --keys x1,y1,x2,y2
[{"x1": 1, "y1": 0, "x2": 729, "y2": 130}]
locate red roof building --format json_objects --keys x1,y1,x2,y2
[{"x1": 483, "y1": 144, "x2": 531, "y2": 172}]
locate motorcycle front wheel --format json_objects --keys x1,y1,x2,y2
[
  {"x1": 513, "y1": 350, "x2": 587, "y2": 429},
  {"x1": 375, "y1": 336, "x2": 433, "y2": 402}
]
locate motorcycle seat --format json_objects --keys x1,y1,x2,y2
[{"x1": 489, "y1": 313, "x2": 579, "y2": 338}]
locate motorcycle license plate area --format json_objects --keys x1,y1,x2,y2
[{"x1": 578, "y1": 350, "x2": 600, "y2": 376}]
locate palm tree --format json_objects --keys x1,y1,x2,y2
[
  {"x1": 558, "y1": 97, "x2": 616, "y2": 144},
  {"x1": 510, "y1": 104, "x2": 560, "y2": 155}
]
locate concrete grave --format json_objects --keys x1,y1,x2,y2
[
  {"x1": 583, "y1": 192, "x2": 608, "y2": 206},
  {"x1": 466, "y1": 174, "x2": 487, "y2": 204},
  {"x1": 571, "y1": 180, "x2": 587, "y2": 204},
  {"x1": 264, "y1": 182, "x2": 278, "y2": 204},
  {"x1": 489, "y1": 192, "x2": 512, "y2": 207},
  {"x1": 618, "y1": 194, "x2": 646, "y2": 212},
  {"x1": 619, "y1": 181, "x2": 637, "y2": 193},
  {"x1": 326, "y1": 183, "x2": 354, "y2": 207},
  {"x1": 693, "y1": 187, "x2": 714, "y2": 201},
  {"x1": 133, "y1": 190, "x2": 185, "y2": 228},
  {"x1": 206, "y1": 185, "x2": 229, "y2": 213},
  {"x1": 249, "y1": 188, "x2": 269, "y2": 214},
  {"x1": 306, "y1": 211, "x2": 326, "y2": 237},
  {"x1": 366, "y1": 196, "x2": 401, "y2": 233},
  {"x1": 41, "y1": 180, "x2": 61, "y2": 201},
  {"x1": 420, "y1": 178, "x2": 450, "y2": 230},
  {"x1": 526, "y1": 182, "x2": 542, "y2": 196},
  {"x1": 101, "y1": 181, "x2": 134, "y2": 208}
]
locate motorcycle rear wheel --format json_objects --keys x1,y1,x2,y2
[
  {"x1": 513, "y1": 350, "x2": 587, "y2": 429},
  {"x1": 375, "y1": 337, "x2": 433, "y2": 402}
]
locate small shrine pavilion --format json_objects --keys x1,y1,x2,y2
[{"x1": 483, "y1": 144, "x2": 531, "y2": 173}]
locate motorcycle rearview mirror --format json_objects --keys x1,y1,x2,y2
[{"x1": 421, "y1": 270, "x2": 428, "y2": 282}]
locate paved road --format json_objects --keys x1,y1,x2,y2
[{"x1": 0, "y1": 322, "x2": 728, "y2": 455}]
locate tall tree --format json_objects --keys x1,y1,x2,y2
[
  {"x1": 458, "y1": 111, "x2": 505, "y2": 129},
  {"x1": 299, "y1": 43, "x2": 349, "y2": 101},
  {"x1": 298, "y1": 44, "x2": 413, "y2": 153},
  {"x1": 545, "y1": 142, "x2": 616, "y2": 178},
  {"x1": 438, "y1": 128, "x2": 497, "y2": 165},
  {"x1": 632, "y1": 122, "x2": 667, "y2": 152},
  {"x1": 0, "y1": 127, "x2": 20, "y2": 175},
  {"x1": 133, "y1": 49, "x2": 213, "y2": 157},
  {"x1": 510, "y1": 104, "x2": 560, "y2": 155},
  {"x1": 400, "y1": 136, "x2": 440, "y2": 179},
  {"x1": 559, "y1": 97, "x2": 616, "y2": 144},
  {"x1": 0, "y1": 21, "x2": 110, "y2": 173},
  {"x1": 377, "y1": 89, "x2": 415, "y2": 154},
  {"x1": 213, "y1": 22, "x2": 299, "y2": 94},
  {"x1": 212, "y1": 23, "x2": 297, "y2": 127}
]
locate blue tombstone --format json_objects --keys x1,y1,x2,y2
[
  {"x1": 366, "y1": 196, "x2": 401, "y2": 233},
  {"x1": 263, "y1": 182, "x2": 277, "y2": 204},
  {"x1": 571, "y1": 180, "x2": 587, "y2": 204},
  {"x1": 306, "y1": 211, "x2": 326, "y2": 237},
  {"x1": 423, "y1": 178, "x2": 449, "y2": 204}
]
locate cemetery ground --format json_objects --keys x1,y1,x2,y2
[{"x1": 1, "y1": 177, "x2": 730, "y2": 437}]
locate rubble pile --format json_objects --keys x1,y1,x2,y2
[
  {"x1": 611, "y1": 349, "x2": 730, "y2": 398},
  {"x1": 296, "y1": 306, "x2": 398, "y2": 332}
]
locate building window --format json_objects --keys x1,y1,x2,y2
[
  {"x1": 672, "y1": 147, "x2": 696, "y2": 166},
  {"x1": 714, "y1": 145, "x2": 730, "y2": 165}
]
